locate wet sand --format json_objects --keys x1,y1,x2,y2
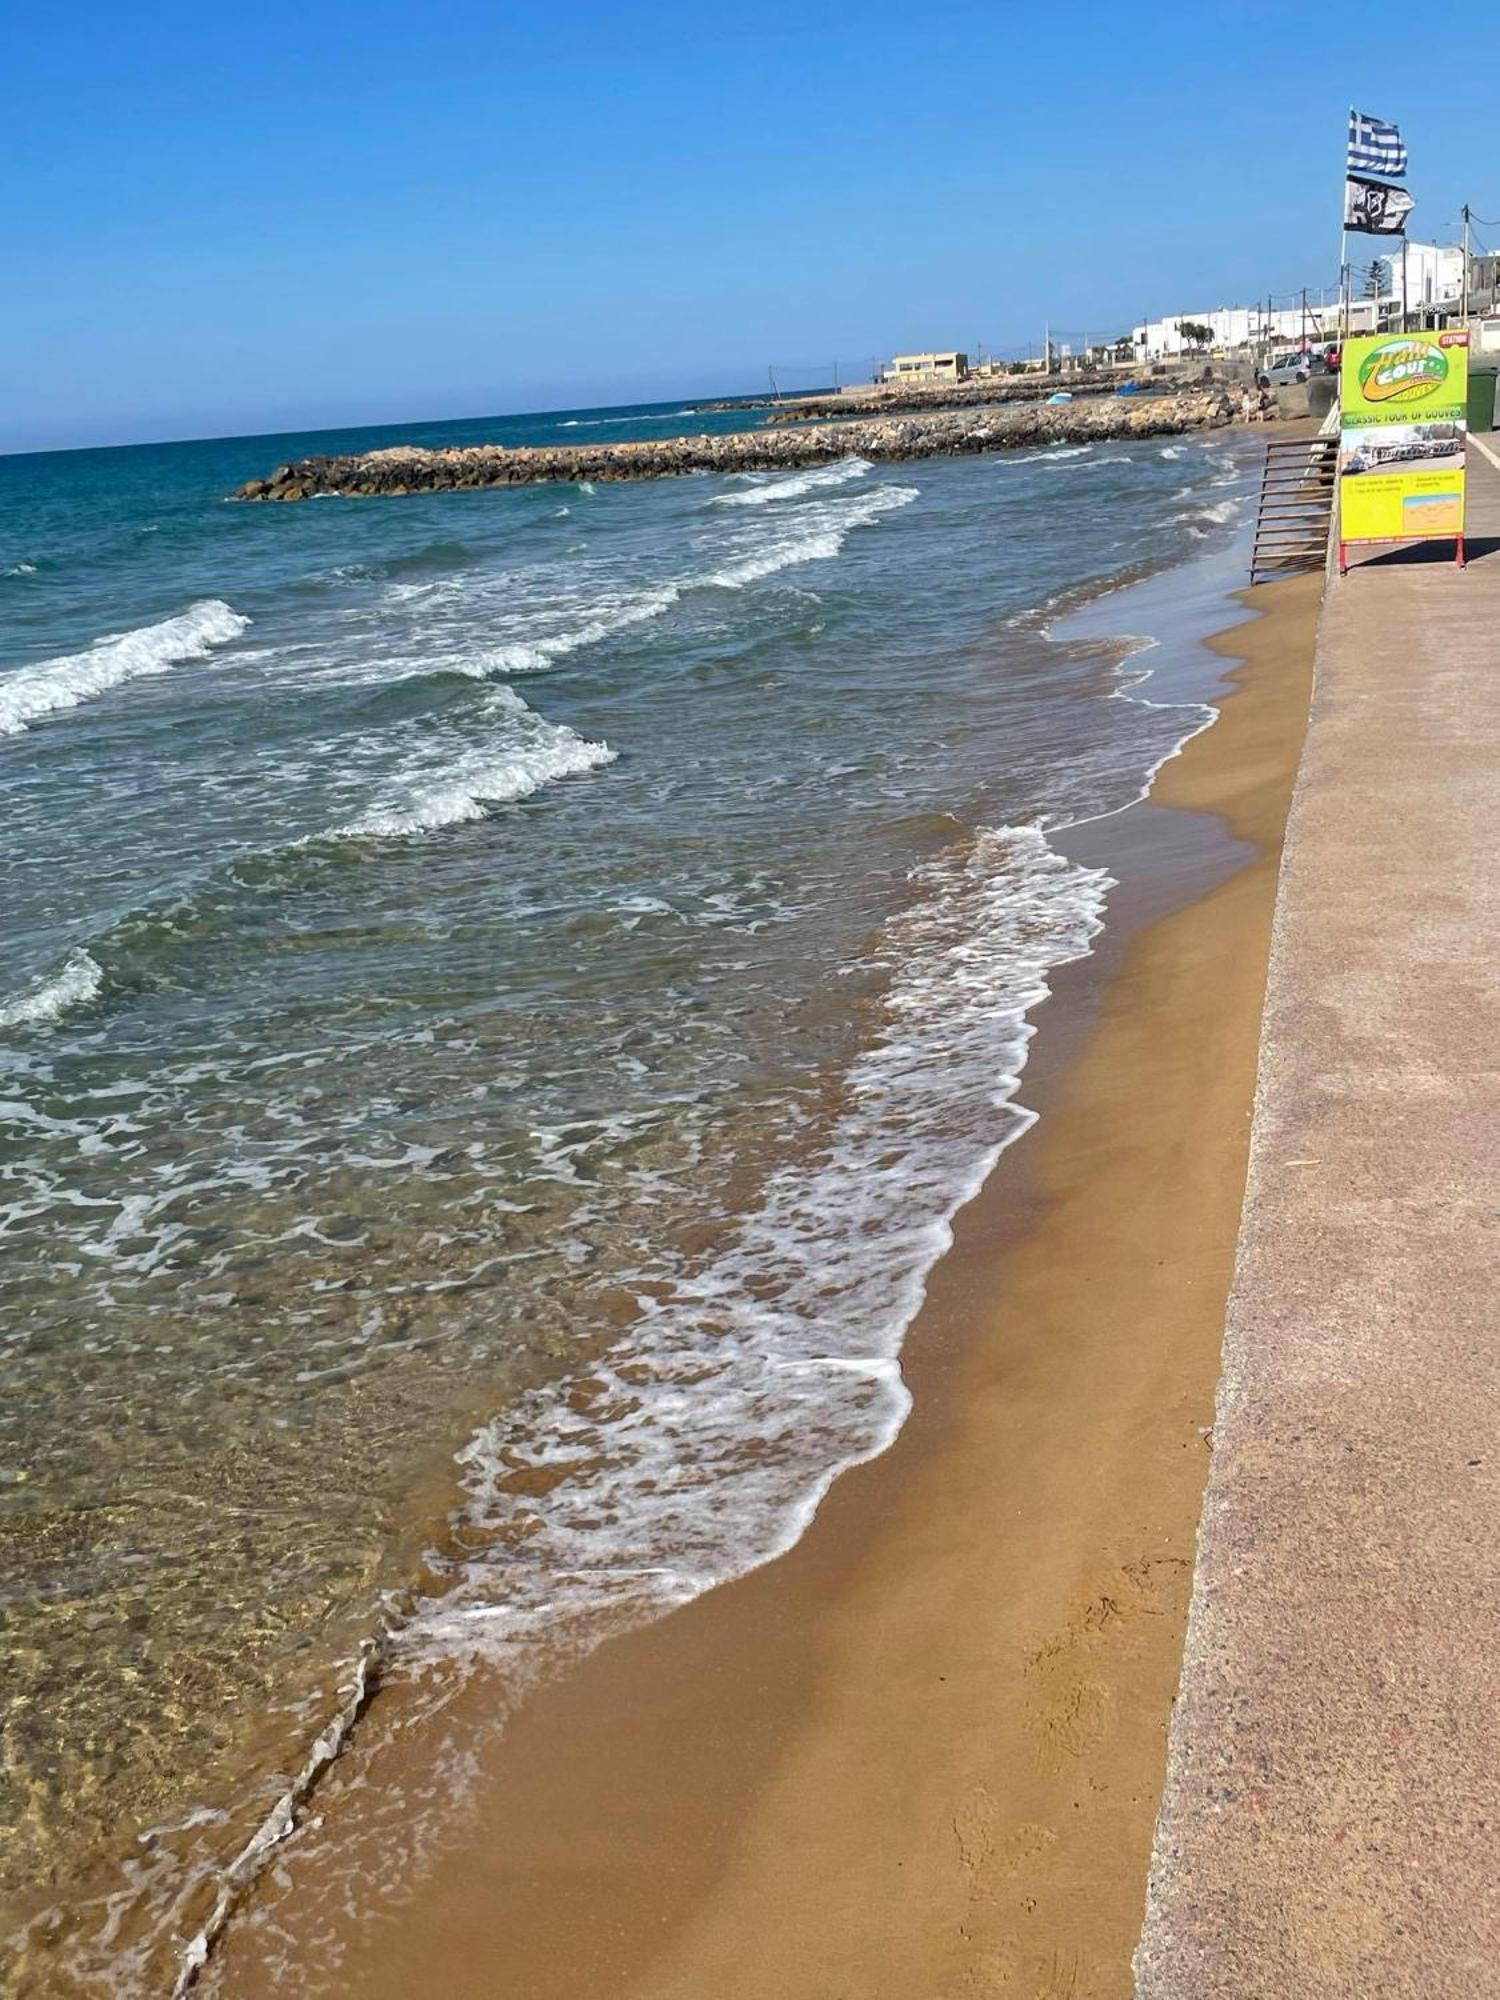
[{"x1": 211, "y1": 572, "x2": 1320, "y2": 1999}]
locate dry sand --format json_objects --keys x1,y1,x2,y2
[{"x1": 212, "y1": 572, "x2": 1321, "y2": 2000}]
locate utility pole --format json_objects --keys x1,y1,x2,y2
[
  {"x1": 1462, "y1": 204, "x2": 1472, "y2": 321},
  {"x1": 1400, "y1": 239, "x2": 1408, "y2": 332}
]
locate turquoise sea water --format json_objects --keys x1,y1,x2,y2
[{"x1": 0, "y1": 400, "x2": 1255, "y2": 1991}]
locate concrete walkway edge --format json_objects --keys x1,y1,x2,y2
[{"x1": 1134, "y1": 445, "x2": 1500, "y2": 1997}]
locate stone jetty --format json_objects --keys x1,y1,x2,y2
[
  {"x1": 234, "y1": 388, "x2": 1247, "y2": 501},
  {"x1": 762, "y1": 371, "x2": 1130, "y2": 424}
]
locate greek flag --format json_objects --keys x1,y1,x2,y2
[{"x1": 1348, "y1": 109, "x2": 1407, "y2": 177}]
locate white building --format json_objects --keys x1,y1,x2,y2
[
  {"x1": 1130, "y1": 248, "x2": 1466, "y2": 360},
  {"x1": 879, "y1": 351, "x2": 968, "y2": 384},
  {"x1": 1131, "y1": 303, "x2": 1337, "y2": 360},
  {"x1": 1376, "y1": 241, "x2": 1464, "y2": 309}
]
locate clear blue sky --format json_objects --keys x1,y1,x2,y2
[{"x1": 6, "y1": 0, "x2": 1499, "y2": 452}]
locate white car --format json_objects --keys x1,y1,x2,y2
[{"x1": 1257, "y1": 353, "x2": 1311, "y2": 388}]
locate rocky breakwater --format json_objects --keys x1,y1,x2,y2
[
  {"x1": 764, "y1": 372, "x2": 1134, "y2": 424},
  {"x1": 235, "y1": 389, "x2": 1241, "y2": 502}
]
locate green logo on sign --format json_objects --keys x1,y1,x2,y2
[{"x1": 1357, "y1": 339, "x2": 1449, "y2": 405}]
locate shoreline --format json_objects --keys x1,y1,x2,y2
[
  {"x1": 203, "y1": 558, "x2": 1321, "y2": 1996},
  {"x1": 6, "y1": 441, "x2": 1279, "y2": 1999}
]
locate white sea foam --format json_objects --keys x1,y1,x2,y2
[
  {"x1": 335, "y1": 693, "x2": 616, "y2": 837},
  {"x1": 1006, "y1": 443, "x2": 1096, "y2": 470},
  {"x1": 437, "y1": 583, "x2": 686, "y2": 679},
  {"x1": 1174, "y1": 495, "x2": 1242, "y2": 535},
  {"x1": 0, "y1": 950, "x2": 104, "y2": 1030},
  {"x1": 0, "y1": 600, "x2": 249, "y2": 736},
  {"x1": 1159, "y1": 445, "x2": 1187, "y2": 460},
  {"x1": 710, "y1": 458, "x2": 872, "y2": 506},
  {"x1": 705, "y1": 482, "x2": 916, "y2": 589},
  {"x1": 559, "y1": 412, "x2": 693, "y2": 429},
  {"x1": 400, "y1": 822, "x2": 1108, "y2": 1677},
  {"x1": 5, "y1": 560, "x2": 39, "y2": 576},
  {"x1": 371, "y1": 479, "x2": 915, "y2": 687}
]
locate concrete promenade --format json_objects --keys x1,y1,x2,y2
[{"x1": 1136, "y1": 443, "x2": 1500, "y2": 1995}]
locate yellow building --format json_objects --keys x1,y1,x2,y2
[{"x1": 880, "y1": 351, "x2": 969, "y2": 384}]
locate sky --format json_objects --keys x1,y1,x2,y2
[{"x1": 6, "y1": 0, "x2": 1500, "y2": 452}]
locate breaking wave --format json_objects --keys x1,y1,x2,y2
[
  {"x1": 0, "y1": 950, "x2": 104, "y2": 1031},
  {"x1": 559, "y1": 412, "x2": 701, "y2": 429},
  {"x1": 334, "y1": 698, "x2": 617, "y2": 837},
  {"x1": 710, "y1": 458, "x2": 872, "y2": 506},
  {"x1": 437, "y1": 585, "x2": 686, "y2": 679},
  {"x1": 1175, "y1": 495, "x2": 1242, "y2": 536},
  {"x1": 704, "y1": 483, "x2": 916, "y2": 588},
  {"x1": 0, "y1": 601, "x2": 249, "y2": 737},
  {"x1": 398, "y1": 479, "x2": 916, "y2": 680}
]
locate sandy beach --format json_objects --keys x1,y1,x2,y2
[{"x1": 204, "y1": 565, "x2": 1321, "y2": 1999}]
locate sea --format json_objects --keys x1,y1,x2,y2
[{"x1": 0, "y1": 394, "x2": 1256, "y2": 1993}]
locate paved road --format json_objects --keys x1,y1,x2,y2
[{"x1": 1136, "y1": 443, "x2": 1500, "y2": 1996}]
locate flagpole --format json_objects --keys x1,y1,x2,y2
[
  {"x1": 1344, "y1": 238, "x2": 1360, "y2": 340},
  {"x1": 1340, "y1": 106, "x2": 1351, "y2": 341}
]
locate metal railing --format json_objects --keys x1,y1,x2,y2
[{"x1": 1250, "y1": 434, "x2": 1339, "y2": 584}]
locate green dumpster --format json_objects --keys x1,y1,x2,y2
[{"x1": 1468, "y1": 366, "x2": 1497, "y2": 433}]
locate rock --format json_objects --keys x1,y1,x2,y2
[{"x1": 232, "y1": 391, "x2": 1237, "y2": 502}]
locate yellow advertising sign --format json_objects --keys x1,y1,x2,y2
[{"x1": 1340, "y1": 331, "x2": 1468, "y2": 544}]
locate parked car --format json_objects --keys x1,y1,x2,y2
[
  {"x1": 1257, "y1": 352, "x2": 1311, "y2": 388},
  {"x1": 1322, "y1": 343, "x2": 1342, "y2": 377}
]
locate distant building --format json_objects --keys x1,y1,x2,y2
[
  {"x1": 1130, "y1": 248, "x2": 1470, "y2": 360},
  {"x1": 1130, "y1": 304, "x2": 1336, "y2": 360},
  {"x1": 880, "y1": 351, "x2": 969, "y2": 384}
]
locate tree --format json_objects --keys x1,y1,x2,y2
[
  {"x1": 1177, "y1": 320, "x2": 1215, "y2": 351},
  {"x1": 1363, "y1": 261, "x2": 1385, "y2": 300}
]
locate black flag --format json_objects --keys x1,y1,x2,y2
[{"x1": 1344, "y1": 174, "x2": 1414, "y2": 235}]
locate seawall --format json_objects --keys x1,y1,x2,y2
[{"x1": 1136, "y1": 442, "x2": 1500, "y2": 1995}]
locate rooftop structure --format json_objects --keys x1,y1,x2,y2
[{"x1": 879, "y1": 351, "x2": 968, "y2": 384}]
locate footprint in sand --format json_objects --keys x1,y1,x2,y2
[
  {"x1": 953, "y1": 1784, "x2": 1001, "y2": 1878},
  {"x1": 1022, "y1": 1633, "x2": 1114, "y2": 1772},
  {"x1": 954, "y1": 1788, "x2": 1059, "y2": 1887},
  {"x1": 948, "y1": 1939, "x2": 1081, "y2": 1998}
]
